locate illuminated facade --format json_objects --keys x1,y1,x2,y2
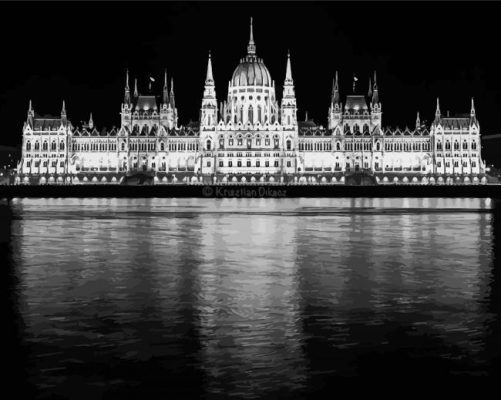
[{"x1": 17, "y1": 19, "x2": 485, "y2": 185}]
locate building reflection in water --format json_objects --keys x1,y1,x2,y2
[{"x1": 5, "y1": 197, "x2": 500, "y2": 397}]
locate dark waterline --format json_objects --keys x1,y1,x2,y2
[{"x1": 2, "y1": 198, "x2": 501, "y2": 399}]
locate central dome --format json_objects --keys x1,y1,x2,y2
[
  {"x1": 230, "y1": 17, "x2": 272, "y2": 87},
  {"x1": 231, "y1": 56, "x2": 271, "y2": 87}
]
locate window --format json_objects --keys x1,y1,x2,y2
[
  {"x1": 437, "y1": 162, "x2": 441, "y2": 167},
  {"x1": 287, "y1": 161, "x2": 291, "y2": 167},
  {"x1": 238, "y1": 139, "x2": 243, "y2": 146},
  {"x1": 256, "y1": 160, "x2": 260, "y2": 167},
  {"x1": 472, "y1": 142, "x2": 477, "y2": 150},
  {"x1": 237, "y1": 160, "x2": 242, "y2": 167},
  {"x1": 206, "y1": 140, "x2": 212, "y2": 150},
  {"x1": 472, "y1": 161, "x2": 476, "y2": 167},
  {"x1": 160, "y1": 142, "x2": 165, "y2": 151},
  {"x1": 26, "y1": 160, "x2": 31, "y2": 168},
  {"x1": 256, "y1": 139, "x2": 261, "y2": 146},
  {"x1": 247, "y1": 139, "x2": 252, "y2": 149},
  {"x1": 445, "y1": 141, "x2": 451, "y2": 150},
  {"x1": 229, "y1": 139, "x2": 234, "y2": 146},
  {"x1": 219, "y1": 161, "x2": 224, "y2": 167},
  {"x1": 43, "y1": 161, "x2": 48, "y2": 167},
  {"x1": 437, "y1": 141, "x2": 442, "y2": 151},
  {"x1": 42, "y1": 142, "x2": 48, "y2": 151},
  {"x1": 206, "y1": 160, "x2": 211, "y2": 167},
  {"x1": 274, "y1": 160, "x2": 279, "y2": 167},
  {"x1": 454, "y1": 161, "x2": 459, "y2": 168},
  {"x1": 228, "y1": 160, "x2": 233, "y2": 167},
  {"x1": 219, "y1": 139, "x2": 224, "y2": 149},
  {"x1": 247, "y1": 160, "x2": 251, "y2": 167},
  {"x1": 51, "y1": 160, "x2": 57, "y2": 167},
  {"x1": 265, "y1": 161, "x2": 269, "y2": 167},
  {"x1": 60, "y1": 161, "x2": 64, "y2": 168},
  {"x1": 26, "y1": 141, "x2": 31, "y2": 151},
  {"x1": 463, "y1": 141, "x2": 468, "y2": 150},
  {"x1": 34, "y1": 142, "x2": 40, "y2": 151},
  {"x1": 286, "y1": 140, "x2": 292, "y2": 151},
  {"x1": 265, "y1": 139, "x2": 270, "y2": 146},
  {"x1": 152, "y1": 163, "x2": 156, "y2": 169},
  {"x1": 51, "y1": 141, "x2": 56, "y2": 151}
]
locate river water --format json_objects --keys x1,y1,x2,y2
[{"x1": 2, "y1": 198, "x2": 500, "y2": 398}]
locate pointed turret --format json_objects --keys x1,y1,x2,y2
[
  {"x1": 163, "y1": 69, "x2": 169, "y2": 104},
  {"x1": 371, "y1": 71, "x2": 379, "y2": 105},
  {"x1": 332, "y1": 71, "x2": 340, "y2": 105},
  {"x1": 435, "y1": 97, "x2": 441, "y2": 119},
  {"x1": 205, "y1": 50, "x2": 214, "y2": 85},
  {"x1": 368, "y1": 77, "x2": 373, "y2": 98},
  {"x1": 285, "y1": 50, "x2": 293, "y2": 84},
  {"x1": 247, "y1": 17, "x2": 256, "y2": 55},
  {"x1": 27, "y1": 99, "x2": 34, "y2": 126},
  {"x1": 134, "y1": 78, "x2": 138, "y2": 98},
  {"x1": 124, "y1": 69, "x2": 131, "y2": 104},
  {"x1": 170, "y1": 77, "x2": 175, "y2": 108},
  {"x1": 61, "y1": 100, "x2": 67, "y2": 125},
  {"x1": 305, "y1": 111, "x2": 309, "y2": 121},
  {"x1": 416, "y1": 111, "x2": 420, "y2": 129},
  {"x1": 89, "y1": 113, "x2": 94, "y2": 129},
  {"x1": 470, "y1": 97, "x2": 476, "y2": 118}
]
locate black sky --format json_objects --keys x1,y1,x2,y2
[{"x1": 1, "y1": 1, "x2": 500, "y2": 149}]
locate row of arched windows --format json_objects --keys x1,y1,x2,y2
[
  {"x1": 26, "y1": 140, "x2": 64, "y2": 151},
  {"x1": 344, "y1": 124, "x2": 370, "y2": 135},
  {"x1": 436, "y1": 141, "x2": 477, "y2": 151}
]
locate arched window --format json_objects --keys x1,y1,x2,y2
[
  {"x1": 258, "y1": 105, "x2": 262, "y2": 123},
  {"x1": 472, "y1": 141, "x2": 477, "y2": 150},
  {"x1": 59, "y1": 141, "x2": 65, "y2": 151},
  {"x1": 376, "y1": 142, "x2": 381, "y2": 151},
  {"x1": 248, "y1": 106, "x2": 253, "y2": 124},
  {"x1": 274, "y1": 138, "x2": 279, "y2": 149},
  {"x1": 354, "y1": 124, "x2": 360, "y2": 134},
  {"x1": 219, "y1": 138, "x2": 224, "y2": 149},
  {"x1": 206, "y1": 140, "x2": 212, "y2": 150},
  {"x1": 51, "y1": 141, "x2": 57, "y2": 151},
  {"x1": 286, "y1": 140, "x2": 292, "y2": 151},
  {"x1": 160, "y1": 142, "x2": 165, "y2": 151},
  {"x1": 336, "y1": 142, "x2": 341, "y2": 151},
  {"x1": 463, "y1": 141, "x2": 468, "y2": 150},
  {"x1": 445, "y1": 141, "x2": 451, "y2": 150},
  {"x1": 42, "y1": 141, "x2": 48, "y2": 151},
  {"x1": 26, "y1": 141, "x2": 31, "y2": 151},
  {"x1": 247, "y1": 138, "x2": 252, "y2": 149},
  {"x1": 363, "y1": 124, "x2": 369, "y2": 134},
  {"x1": 34, "y1": 141, "x2": 40, "y2": 151},
  {"x1": 344, "y1": 124, "x2": 351, "y2": 134},
  {"x1": 437, "y1": 141, "x2": 442, "y2": 151},
  {"x1": 454, "y1": 141, "x2": 459, "y2": 150}
]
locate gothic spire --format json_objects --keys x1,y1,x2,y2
[
  {"x1": 471, "y1": 97, "x2": 476, "y2": 117},
  {"x1": 61, "y1": 100, "x2": 66, "y2": 116},
  {"x1": 27, "y1": 99, "x2": 34, "y2": 126},
  {"x1": 134, "y1": 78, "x2": 138, "y2": 98},
  {"x1": 435, "y1": 97, "x2": 441, "y2": 118},
  {"x1": 416, "y1": 111, "x2": 420, "y2": 129},
  {"x1": 285, "y1": 50, "x2": 293, "y2": 84},
  {"x1": 371, "y1": 71, "x2": 379, "y2": 104},
  {"x1": 368, "y1": 77, "x2": 373, "y2": 98},
  {"x1": 124, "y1": 69, "x2": 131, "y2": 104},
  {"x1": 89, "y1": 113, "x2": 94, "y2": 129},
  {"x1": 205, "y1": 50, "x2": 214, "y2": 85},
  {"x1": 247, "y1": 17, "x2": 256, "y2": 56},
  {"x1": 332, "y1": 71, "x2": 340, "y2": 105},
  {"x1": 170, "y1": 77, "x2": 175, "y2": 108},
  {"x1": 163, "y1": 69, "x2": 169, "y2": 104}
]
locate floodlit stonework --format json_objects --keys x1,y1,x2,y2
[{"x1": 17, "y1": 19, "x2": 485, "y2": 185}]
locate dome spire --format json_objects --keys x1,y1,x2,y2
[{"x1": 247, "y1": 17, "x2": 256, "y2": 56}]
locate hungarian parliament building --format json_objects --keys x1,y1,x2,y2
[{"x1": 17, "y1": 19, "x2": 485, "y2": 185}]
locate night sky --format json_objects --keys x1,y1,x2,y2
[{"x1": 1, "y1": 1, "x2": 500, "y2": 154}]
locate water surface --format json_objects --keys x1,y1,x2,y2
[{"x1": 3, "y1": 198, "x2": 500, "y2": 398}]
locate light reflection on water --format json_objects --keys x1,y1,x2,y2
[{"x1": 6, "y1": 198, "x2": 499, "y2": 397}]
